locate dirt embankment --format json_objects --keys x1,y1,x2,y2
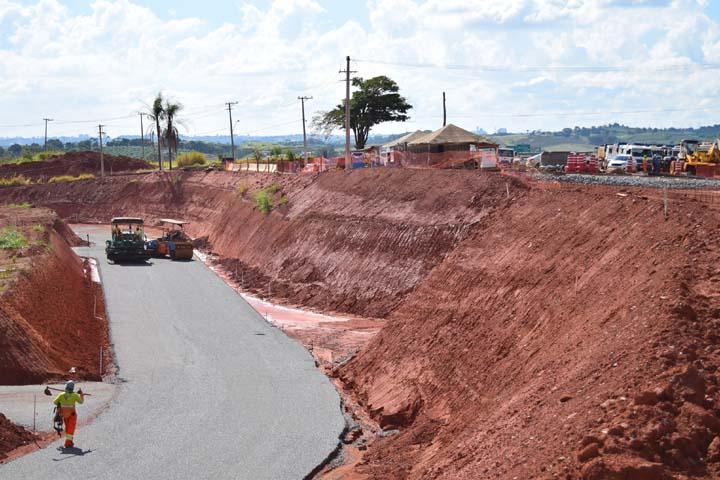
[
  {"x1": 0, "y1": 169, "x2": 514, "y2": 318},
  {"x1": 0, "y1": 413, "x2": 36, "y2": 462},
  {"x1": 0, "y1": 206, "x2": 108, "y2": 385},
  {"x1": 0, "y1": 151, "x2": 151, "y2": 181},
  {"x1": 336, "y1": 187, "x2": 720, "y2": 479},
  {"x1": 3, "y1": 169, "x2": 720, "y2": 478}
]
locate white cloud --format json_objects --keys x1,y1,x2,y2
[{"x1": 0, "y1": 0, "x2": 718, "y2": 139}]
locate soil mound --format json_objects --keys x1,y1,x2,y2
[
  {"x1": 0, "y1": 206, "x2": 108, "y2": 384},
  {"x1": 0, "y1": 413, "x2": 35, "y2": 461},
  {"x1": 0, "y1": 151, "x2": 151, "y2": 180}
]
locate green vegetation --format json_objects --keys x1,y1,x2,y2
[
  {"x1": 47, "y1": 173, "x2": 95, "y2": 183},
  {"x1": 254, "y1": 190, "x2": 273, "y2": 214},
  {"x1": 266, "y1": 183, "x2": 281, "y2": 194},
  {"x1": 0, "y1": 175, "x2": 32, "y2": 187},
  {"x1": 0, "y1": 228, "x2": 28, "y2": 249},
  {"x1": 176, "y1": 151, "x2": 207, "y2": 167},
  {"x1": 278, "y1": 195, "x2": 289, "y2": 206},
  {"x1": 31, "y1": 224, "x2": 45, "y2": 233},
  {"x1": 237, "y1": 183, "x2": 248, "y2": 196},
  {"x1": 313, "y1": 75, "x2": 412, "y2": 149},
  {"x1": 6, "y1": 202, "x2": 32, "y2": 209}
]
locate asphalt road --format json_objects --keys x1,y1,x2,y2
[{"x1": 1, "y1": 226, "x2": 345, "y2": 479}]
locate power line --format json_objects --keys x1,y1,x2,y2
[
  {"x1": 354, "y1": 58, "x2": 720, "y2": 73},
  {"x1": 298, "y1": 96, "x2": 313, "y2": 163}
]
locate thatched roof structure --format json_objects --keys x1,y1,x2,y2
[
  {"x1": 382, "y1": 130, "x2": 432, "y2": 149},
  {"x1": 408, "y1": 124, "x2": 497, "y2": 146}
]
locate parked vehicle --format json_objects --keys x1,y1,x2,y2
[
  {"x1": 106, "y1": 217, "x2": 150, "y2": 263},
  {"x1": 606, "y1": 154, "x2": 634, "y2": 173}
]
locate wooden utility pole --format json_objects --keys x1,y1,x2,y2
[
  {"x1": 226, "y1": 101, "x2": 238, "y2": 161},
  {"x1": 98, "y1": 124, "x2": 105, "y2": 178},
  {"x1": 442, "y1": 92, "x2": 447, "y2": 127},
  {"x1": 298, "y1": 96, "x2": 313, "y2": 164},
  {"x1": 138, "y1": 113, "x2": 145, "y2": 160},
  {"x1": 339, "y1": 56, "x2": 356, "y2": 171},
  {"x1": 43, "y1": 118, "x2": 53, "y2": 151}
]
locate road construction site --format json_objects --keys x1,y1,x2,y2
[{"x1": 2, "y1": 155, "x2": 720, "y2": 479}]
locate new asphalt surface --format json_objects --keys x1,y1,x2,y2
[{"x1": 1, "y1": 226, "x2": 345, "y2": 479}]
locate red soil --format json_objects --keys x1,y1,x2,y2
[
  {"x1": 0, "y1": 413, "x2": 36, "y2": 462},
  {"x1": 0, "y1": 207, "x2": 109, "y2": 385},
  {"x1": 3, "y1": 169, "x2": 720, "y2": 479},
  {"x1": 0, "y1": 151, "x2": 151, "y2": 181}
]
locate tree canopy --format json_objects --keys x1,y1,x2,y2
[{"x1": 313, "y1": 75, "x2": 411, "y2": 149}]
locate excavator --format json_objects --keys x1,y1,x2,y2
[{"x1": 678, "y1": 138, "x2": 720, "y2": 176}]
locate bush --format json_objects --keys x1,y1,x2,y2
[
  {"x1": 0, "y1": 175, "x2": 32, "y2": 187},
  {"x1": 254, "y1": 190, "x2": 273, "y2": 213},
  {"x1": 6, "y1": 202, "x2": 32, "y2": 209},
  {"x1": 176, "y1": 151, "x2": 207, "y2": 167},
  {"x1": 278, "y1": 195, "x2": 289, "y2": 206},
  {"x1": 0, "y1": 228, "x2": 28, "y2": 249},
  {"x1": 47, "y1": 173, "x2": 95, "y2": 183},
  {"x1": 237, "y1": 183, "x2": 248, "y2": 196},
  {"x1": 31, "y1": 224, "x2": 45, "y2": 233},
  {"x1": 266, "y1": 183, "x2": 281, "y2": 194}
]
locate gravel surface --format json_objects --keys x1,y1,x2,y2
[
  {"x1": 1, "y1": 226, "x2": 345, "y2": 480},
  {"x1": 534, "y1": 172, "x2": 720, "y2": 190}
]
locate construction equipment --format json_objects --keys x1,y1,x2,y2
[
  {"x1": 678, "y1": 139, "x2": 720, "y2": 176},
  {"x1": 43, "y1": 386, "x2": 92, "y2": 396},
  {"x1": 146, "y1": 219, "x2": 194, "y2": 260},
  {"x1": 105, "y1": 217, "x2": 150, "y2": 263}
]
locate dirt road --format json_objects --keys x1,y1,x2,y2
[{"x1": 0, "y1": 226, "x2": 344, "y2": 479}]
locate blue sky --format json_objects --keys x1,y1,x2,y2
[{"x1": 1, "y1": 0, "x2": 719, "y2": 138}]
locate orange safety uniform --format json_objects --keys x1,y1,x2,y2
[{"x1": 53, "y1": 391, "x2": 84, "y2": 448}]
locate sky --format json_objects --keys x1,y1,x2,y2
[{"x1": 1, "y1": 0, "x2": 720, "y2": 139}]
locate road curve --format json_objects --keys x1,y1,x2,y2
[{"x1": 1, "y1": 226, "x2": 345, "y2": 479}]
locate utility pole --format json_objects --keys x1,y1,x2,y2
[
  {"x1": 226, "y1": 101, "x2": 238, "y2": 161},
  {"x1": 43, "y1": 118, "x2": 53, "y2": 151},
  {"x1": 98, "y1": 124, "x2": 105, "y2": 178},
  {"x1": 138, "y1": 113, "x2": 146, "y2": 160},
  {"x1": 339, "y1": 55, "x2": 356, "y2": 171},
  {"x1": 442, "y1": 92, "x2": 447, "y2": 127},
  {"x1": 298, "y1": 96, "x2": 313, "y2": 164}
]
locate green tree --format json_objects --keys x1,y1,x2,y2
[
  {"x1": 146, "y1": 92, "x2": 165, "y2": 170},
  {"x1": 163, "y1": 100, "x2": 183, "y2": 170},
  {"x1": 312, "y1": 75, "x2": 411, "y2": 149},
  {"x1": 7, "y1": 144, "x2": 21, "y2": 157},
  {"x1": 253, "y1": 149, "x2": 263, "y2": 173}
]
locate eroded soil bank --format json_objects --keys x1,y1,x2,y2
[
  {"x1": 0, "y1": 206, "x2": 109, "y2": 384},
  {"x1": 3, "y1": 169, "x2": 720, "y2": 478}
]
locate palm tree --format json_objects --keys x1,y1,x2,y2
[
  {"x1": 253, "y1": 149, "x2": 262, "y2": 173},
  {"x1": 146, "y1": 93, "x2": 165, "y2": 170},
  {"x1": 163, "y1": 100, "x2": 183, "y2": 170}
]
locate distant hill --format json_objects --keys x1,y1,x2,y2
[{"x1": 490, "y1": 124, "x2": 720, "y2": 153}]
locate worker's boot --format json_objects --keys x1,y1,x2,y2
[{"x1": 64, "y1": 440, "x2": 73, "y2": 449}]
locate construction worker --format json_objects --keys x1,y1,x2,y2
[{"x1": 52, "y1": 380, "x2": 84, "y2": 448}]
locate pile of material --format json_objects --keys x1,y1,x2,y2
[{"x1": 0, "y1": 151, "x2": 151, "y2": 180}]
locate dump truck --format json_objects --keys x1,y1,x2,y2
[
  {"x1": 106, "y1": 217, "x2": 150, "y2": 263},
  {"x1": 146, "y1": 219, "x2": 194, "y2": 260}
]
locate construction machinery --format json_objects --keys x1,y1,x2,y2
[
  {"x1": 146, "y1": 219, "x2": 194, "y2": 260},
  {"x1": 678, "y1": 139, "x2": 720, "y2": 176},
  {"x1": 106, "y1": 217, "x2": 150, "y2": 263}
]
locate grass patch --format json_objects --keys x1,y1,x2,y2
[
  {"x1": 266, "y1": 183, "x2": 281, "y2": 194},
  {"x1": 0, "y1": 228, "x2": 28, "y2": 249},
  {"x1": 254, "y1": 190, "x2": 273, "y2": 214},
  {"x1": 31, "y1": 224, "x2": 45, "y2": 233},
  {"x1": 47, "y1": 173, "x2": 95, "y2": 184},
  {"x1": 176, "y1": 151, "x2": 207, "y2": 167},
  {"x1": 237, "y1": 183, "x2": 248, "y2": 196},
  {"x1": 278, "y1": 195, "x2": 289, "y2": 206},
  {"x1": 6, "y1": 202, "x2": 32, "y2": 209},
  {"x1": 0, "y1": 175, "x2": 32, "y2": 187}
]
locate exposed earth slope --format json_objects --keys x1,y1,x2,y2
[{"x1": 2, "y1": 169, "x2": 720, "y2": 479}]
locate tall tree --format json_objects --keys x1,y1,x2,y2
[
  {"x1": 163, "y1": 100, "x2": 183, "y2": 170},
  {"x1": 312, "y1": 76, "x2": 411, "y2": 149},
  {"x1": 146, "y1": 93, "x2": 165, "y2": 170}
]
